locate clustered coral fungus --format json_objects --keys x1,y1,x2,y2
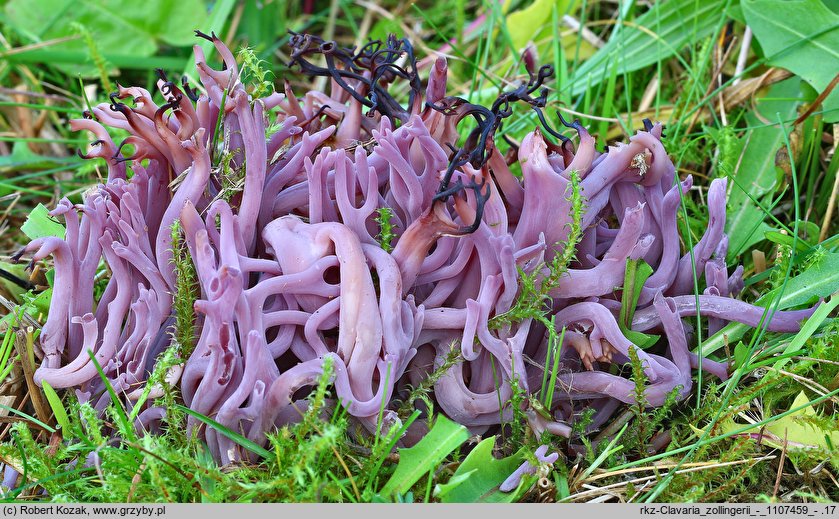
[{"x1": 13, "y1": 31, "x2": 816, "y2": 466}]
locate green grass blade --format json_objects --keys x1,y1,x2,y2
[
  {"x1": 0, "y1": 403, "x2": 55, "y2": 433},
  {"x1": 40, "y1": 380, "x2": 70, "y2": 435},
  {"x1": 175, "y1": 404, "x2": 272, "y2": 460},
  {"x1": 87, "y1": 351, "x2": 136, "y2": 442},
  {"x1": 379, "y1": 414, "x2": 469, "y2": 499}
]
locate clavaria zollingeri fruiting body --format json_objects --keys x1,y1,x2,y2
[{"x1": 13, "y1": 32, "x2": 816, "y2": 465}]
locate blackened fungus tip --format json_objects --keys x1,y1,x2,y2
[
  {"x1": 9, "y1": 247, "x2": 26, "y2": 264},
  {"x1": 194, "y1": 30, "x2": 214, "y2": 42}
]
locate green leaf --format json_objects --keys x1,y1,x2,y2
[
  {"x1": 733, "y1": 341, "x2": 750, "y2": 369},
  {"x1": 175, "y1": 404, "x2": 272, "y2": 460},
  {"x1": 718, "y1": 392, "x2": 839, "y2": 451},
  {"x1": 764, "y1": 231, "x2": 811, "y2": 252},
  {"x1": 764, "y1": 392, "x2": 839, "y2": 451},
  {"x1": 0, "y1": 142, "x2": 79, "y2": 174},
  {"x1": 4, "y1": 0, "x2": 207, "y2": 76},
  {"x1": 41, "y1": 380, "x2": 71, "y2": 435},
  {"x1": 21, "y1": 204, "x2": 65, "y2": 240},
  {"x1": 88, "y1": 351, "x2": 137, "y2": 442},
  {"x1": 568, "y1": 0, "x2": 729, "y2": 96},
  {"x1": 619, "y1": 258, "x2": 659, "y2": 349},
  {"x1": 743, "y1": 0, "x2": 839, "y2": 122},
  {"x1": 773, "y1": 293, "x2": 839, "y2": 369},
  {"x1": 699, "y1": 251, "x2": 839, "y2": 356},
  {"x1": 379, "y1": 414, "x2": 469, "y2": 498},
  {"x1": 506, "y1": 0, "x2": 576, "y2": 51},
  {"x1": 435, "y1": 436, "x2": 527, "y2": 503},
  {"x1": 0, "y1": 403, "x2": 55, "y2": 433},
  {"x1": 726, "y1": 79, "x2": 802, "y2": 260},
  {"x1": 181, "y1": 0, "x2": 236, "y2": 77}
]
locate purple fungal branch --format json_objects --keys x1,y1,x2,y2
[{"x1": 13, "y1": 31, "x2": 819, "y2": 466}]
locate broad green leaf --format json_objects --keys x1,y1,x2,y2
[
  {"x1": 4, "y1": 0, "x2": 207, "y2": 76},
  {"x1": 619, "y1": 258, "x2": 659, "y2": 349},
  {"x1": 506, "y1": 0, "x2": 577, "y2": 51},
  {"x1": 21, "y1": 204, "x2": 66, "y2": 240},
  {"x1": 379, "y1": 415, "x2": 469, "y2": 498},
  {"x1": 764, "y1": 392, "x2": 839, "y2": 451},
  {"x1": 3, "y1": 50, "x2": 188, "y2": 71},
  {"x1": 716, "y1": 392, "x2": 839, "y2": 451},
  {"x1": 435, "y1": 436, "x2": 527, "y2": 503},
  {"x1": 743, "y1": 0, "x2": 839, "y2": 122},
  {"x1": 181, "y1": 0, "x2": 237, "y2": 77},
  {"x1": 726, "y1": 79, "x2": 802, "y2": 261},
  {"x1": 698, "y1": 251, "x2": 839, "y2": 357},
  {"x1": 764, "y1": 231, "x2": 811, "y2": 253},
  {"x1": 567, "y1": 0, "x2": 729, "y2": 96}
]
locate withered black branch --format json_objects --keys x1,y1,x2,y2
[
  {"x1": 286, "y1": 31, "x2": 420, "y2": 123},
  {"x1": 532, "y1": 107, "x2": 570, "y2": 143},
  {"x1": 109, "y1": 92, "x2": 124, "y2": 112},
  {"x1": 298, "y1": 103, "x2": 333, "y2": 128},
  {"x1": 320, "y1": 52, "x2": 379, "y2": 109},
  {"x1": 113, "y1": 139, "x2": 137, "y2": 163},
  {"x1": 0, "y1": 267, "x2": 34, "y2": 291},
  {"x1": 77, "y1": 139, "x2": 105, "y2": 161},
  {"x1": 436, "y1": 147, "x2": 469, "y2": 195},
  {"x1": 428, "y1": 63, "x2": 558, "y2": 169},
  {"x1": 431, "y1": 174, "x2": 491, "y2": 235},
  {"x1": 182, "y1": 77, "x2": 200, "y2": 102},
  {"x1": 194, "y1": 30, "x2": 217, "y2": 42},
  {"x1": 555, "y1": 111, "x2": 583, "y2": 133},
  {"x1": 10, "y1": 247, "x2": 37, "y2": 273}
]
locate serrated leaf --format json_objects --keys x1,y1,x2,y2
[
  {"x1": 21, "y1": 204, "x2": 65, "y2": 240},
  {"x1": 699, "y1": 251, "x2": 839, "y2": 357},
  {"x1": 379, "y1": 415, "x2": 468, "y2": 498},
  {"x1": 743, "y1": 0, "x2": 839, "y2": 122},
  {"x1": 434, "y1": 436, "x2": 527, "y2": 503},
  {"x1": 726, "y1": 79, "x2": 802, "y2": 260}
]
